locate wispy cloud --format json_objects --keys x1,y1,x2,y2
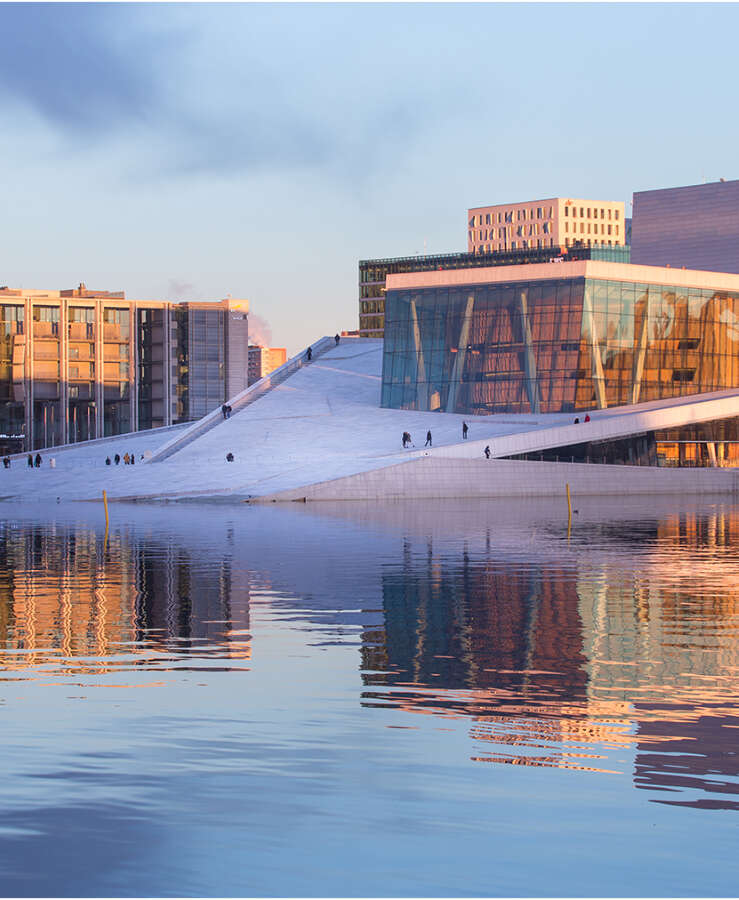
[{"x1": 0, "y1": 4, "x2": 460, "y2": 181}]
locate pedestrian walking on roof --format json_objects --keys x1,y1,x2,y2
[
  {"x1": 584, "y1": 414, "x2": 590, "y2": 422},
  {"x1": 3, "y1": 456, "x2": 10, "y2": 469},
  {"x1": 306, "y1": 346, "x2": 312, "y2": 362},
  {"x1": 221, "y1": 403, "x2": 228, "y2": 420},
  {"x1": 27, "y1": 454, "x2": 33, "y2": 468},
  {"x1": 335, "y1": 334, "x2": 340, "y2": 345},
  {"x1": 574, "y1": 417, "x2": 580, "y2": 424},
  {"x1": 462, "y1": 421, "x2": 468, "y2": 440},
  {"x1": 226, "y1": 405, "x2": 232, "y2": 418},
  {"x1": 402, "y1": 431, "x2": 410, "y2": 449},
  {"x1": 425, "y1": 430, "x2": 432, "y2": 448},
  {"x1": 130, "y1": 451, "x2": 135, "y2": 466},
  {"x1": 105, "y1": 456, "x2": 111, "y2": 466},
  {"x1": 114, "y1": 453, "x2": 120, "y2": 465},
  {"x1": 123, "y1": 453, "x2": 130, "y2": 465},
  {"x1": 34, "y1": 453, "x2": 41, "y2": 468},
  {"x1": 484, "y1": 445, "x2": 491, "y2": 459},
  {"x1": 226, "y1": 452, "x2": 234, "y2": 462}
]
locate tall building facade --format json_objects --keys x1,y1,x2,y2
[
  {"x1": 468, "y1": 197, "x2": 626, "y2": 255},
  {"x1": 0, "y1": 285, "x2": 249, "y2": 453},
  {"x1": 631, "y1": 179, "x2": 739, "y2": 273},
  {"x1": 247, "y1": 345, "x2": 287, "y2": 385}
]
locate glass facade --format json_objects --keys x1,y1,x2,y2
[
  {"x1": 381, "y1": 276, "x2": 739, "y2": 415},
  {"x1": 503, "y1": 416, "x2": 739, "y2": 468}
]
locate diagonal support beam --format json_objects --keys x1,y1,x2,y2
[
  {"x1": 582, "y1": 284, "x2": 607, "y2": 409},
  {"x1": 409, "y1": 298, "x2": 428, "y2": 409},
  {"x1": 631, "y1": 297, "x2": 650, "y2": 405},
  {"x1": 518, "y1": 289, "x2": 541, "y2": 414},
  {"x1": 446, "y1": 294, "x2": 475, "y2": 413}
]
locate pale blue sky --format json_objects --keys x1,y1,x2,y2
[{"x1": 1, "y1": 2, "x2": 738, "y2": 353}]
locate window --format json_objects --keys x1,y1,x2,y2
[
  {"x1": 615, "y1": 210, "x2": 620, "y2": 220},
  {"x1": 564, "y1": 207, "x2": 569, "y2": 216},
  {"x1": 537, "y1": 207, "x2": 542, "y2": 218},
  {"x1": 615, "y1": 225, "x2": 619, "y2": 235},
  {"x1": 608, "y1": 209, "x2": 612, "y2": 220},
  {"x1": 600, "y1": 209, "x2": 605, "y2": 219}
]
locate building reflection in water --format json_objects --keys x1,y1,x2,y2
[
  {"x1": 0, "y1": 523, "x2": 251, "y2": 678},
  {"x1": 361, "y1": 509, "x2": 739, "y2": 804}
]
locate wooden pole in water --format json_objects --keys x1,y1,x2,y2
[
  {"x1": 566, "y1": 483, "x2": 572, "y2": 540},
  {"x1": 102, "y1": 489, "x2": 109, "y2": 531}
]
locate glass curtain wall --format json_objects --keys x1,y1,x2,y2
[
  {"x1": 381, "y1": 278, "x2": 739, "y2": 415},
  {"x1": 187, "y1": 309, "x2": 225, "y2": 420}
]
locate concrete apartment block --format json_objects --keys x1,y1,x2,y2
[
  {"x1": 468, "y1": 197, "x2": 626, "y2": 255},
  {"x1": 631, "y1": 179, "x2": 739, "y2": 273}
]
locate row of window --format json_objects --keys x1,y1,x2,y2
[
  {"x1": 469, "y1": 206, "x2": 554, "y2": 227},
  {"x1": 565, "y1": 222, "x2": 620, "y2": 236},
  {"x1": 564, "y1": 206, "x2": 619, "y2": 220}
]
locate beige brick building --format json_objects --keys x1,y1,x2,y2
[{"x1": 468, "y1": 197, "x2": 626, "y2": 255}]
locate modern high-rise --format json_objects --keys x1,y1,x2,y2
[
  {"x1": 0, "y1": 284, "x2": 249, "y2": 453},
  {"x1": 631, "y1": 179, "x2": 739, "y2": 273},
  {"x1": 247, "y1": 345, "x2": 287, "y2": 385},
  {"x1": 468, "y1": 197, "x2": 626, "y2": 255}
]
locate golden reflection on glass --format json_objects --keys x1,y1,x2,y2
[
  {"x1": 0, "y1": 524, "x2": 252, "y2": 681},
  {"x1": 361, "y1": 507, "x2": 739, "y2": 805}
]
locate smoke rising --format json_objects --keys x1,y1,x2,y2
[{"x1": 249, "y1": 313, "x2": 273, "y2": 347}]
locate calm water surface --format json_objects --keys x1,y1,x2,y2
[{"x1": 0, "y1": 497, "x2": 737, "y2": 897}]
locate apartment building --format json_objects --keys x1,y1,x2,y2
[
  {"x1": 247, "y1": 345, "x2": 287, "y2": 385},
  {"x1": 0, "y1": 284, "x2": 249, "y2": 453},
  {"x1": 467, "y1": 197, "x2": 626, "y2": 255}
]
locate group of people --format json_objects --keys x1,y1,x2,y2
[
  {"x1": 573, "y1": 414, "x2": 591, "y2": 424},
  {"x1": 221, "y1": 404, "x2": 233, "y2": 420},
  {"x1": 26, "y1": 453, "x2": 42, "y2": 468},
  {"x1": 105, "y1": 453, "x2": 137, "y2": 466},
  {"x1": 403, "y1": 422, "x2": 470, "y2": 450}
]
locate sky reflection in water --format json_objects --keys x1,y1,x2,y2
[{"x1": 0, "y1": 497, "x2": 737, "y2": 897}]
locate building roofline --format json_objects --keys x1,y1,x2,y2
[
  {"x1": 386, "y1": 259, "x2": 739, "y2": 292},
  {"x1": 467, "y1": 197, "x2": 624, "y2": 212}
]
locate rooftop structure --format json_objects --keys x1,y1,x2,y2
[
  {"x1": 358, "y1": 243, "x2": 630, "y2": 339},
  {"x1": 468, "y1": 197, "x2": 626, "y2": 256},
  {"x1": 631, "y1": 178, "x2": 739, "y2": 273}
]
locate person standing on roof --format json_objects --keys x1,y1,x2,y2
[
  {"x1": 306, "y1": 346, "x2": 312, "y2": 361},
  {"x1": 484, "y1": 445, "x2": 491, "y2": 459},
  {"x1": 335, "y1": 334, "x2": 340, "y2": 345},
  {"x1": 462, "y1": 422, "x2": 469, "y2": 440},
  {"x1": 425, "y1": 430, "x2": 432, "y2": 448},
  {"x1": 34, "y1": 453, "x2": 41, "y2": 468}
]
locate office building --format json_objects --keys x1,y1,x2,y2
[
  {"x1": 359, "y1": 244, "x2": 630, "y2": 339},
  {"x1": 381, "y1": 259, "x2": 739, "y2": 465},
  {"x1": 468, "y1": 197, "x2": 626, "y2": 255},
  {"x1": 631, "y1": 179, "x2": 739, "y2": 273},
  {"x1": 247, "y1": 345, "x2": 287, "y2": 385},
  {"x1": 0, "y1": 284, "x2": 249, "y2": 453}
]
